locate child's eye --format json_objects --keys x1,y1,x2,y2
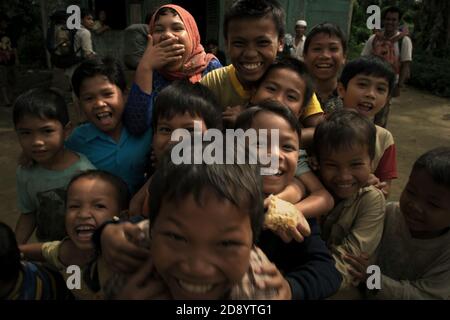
[
  {"x1": 312, "y1": 47, "x2": 322, "y2": 52},
  {"x1": 287, "y1": 94, "x2": 298, "y2": 101},
  {"x1": 68, "y1": 204, "x2": 80, "y2": 209},
  {"x1": 351, "y1": 162, "x2": 364, "y2": 167},
  {"x1": 158, "y1": 127, "x2": 172, "y2": 133},
  {"x1": 218, "y1": 240, "x2": 242, "y2": 248},
  {"x1": 264, "y1": 85, "x2": 276, "y2": 92},
  {"x1": 283, "y1": 144, "x2": 296, "y2": 151},
  {"x1": 257, "y1": 40, "x2": 271, "y2": 47},
  {"x1": 377, "y1": 87, "x2": 387, "y2": 93},
  {"x1": 44, "y1": 129, "x2": 55, "y2": 134},
  {"x1": 357, "y1": 82, "x2": 367, "y2": 88},
  {"x1": 94, "y1": 203, "x2": 106, "y2": 209},
  {"x1": 18, "y1": 131, "x2": 30, "y2": 136},
  {"x1": 232, "y1": 41, "x2": 244, "y2": 47},
  {"x1": 163, "y1": 231, "x2": 187, "y2": 242},
  {"x1": 330, "y1": 46, "x2": 340, "y2": 52}
]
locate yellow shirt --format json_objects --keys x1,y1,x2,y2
[{"x1": 200, "y1": 64, "x2": 323, "y2": 119}]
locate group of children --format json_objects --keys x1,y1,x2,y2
[{"x1": 1, "y1": 0, "x2": 449, "y2": 300}]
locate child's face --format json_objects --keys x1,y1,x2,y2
[
  {"x1": 226, "y1": 17, "x2": 284, "y2": 88},
  {"x1": 152, "y1": 13, "x2": 192, "y2": 72},
  {"x1": 82, "y1": 15, "x2": 95, "y2": 30},
  {"x1": 15, "y1": 115, "x2": 69, "y2": 167},
  {"x1": 79, "y1": 75, "x2": 125, "y2": 139},
  {"x1": 251, "y1": 68, "x2": 306, "y2": 118},
  {"x1": 66, "y1": 177, "x2": 121, "y2": 250},
  {"x1": 303, "y1": 33, "x2": 346, "y2": 82},
  {"x1": 150, "y1": 190, "x2": 253, "y2": 299},
  {"x1": 319, "y1": 144, "x2": 372, "y2": 199},
  {"x1": 400, "y1": 168, "x2": 450, "y2": 238},
  {"x1": 251, "y1": 112, "x2": 299, "y2": 195},
  {"x1": 153, "y1": 113, "x2": 207, "y2": 162},
  {"x1": 338, "y1": 75, "x2": 390, "y2": 118}
]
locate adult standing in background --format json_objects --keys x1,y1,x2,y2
[
  {"x1": 361, "y1": 6, "x2": 412, "y2": 128},
  {"x1": 123, "y1": 12, "x2": 152, "y2": 71},
  {"x1": 292, "y1": 20, "x2": 307, "y2": 61}
]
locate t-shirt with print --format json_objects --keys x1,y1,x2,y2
[{"x1": 16, "y1": 153, "x2": 95, "y2": 242}]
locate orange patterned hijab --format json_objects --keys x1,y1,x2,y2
[{"x1": 148, "y1": 4, "x2": 216, "y2": 83}]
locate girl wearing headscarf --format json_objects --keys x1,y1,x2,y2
[{"x1": 124, "y1": 4, "x2": 222, "y2": 135}]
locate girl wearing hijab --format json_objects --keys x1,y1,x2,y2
[{"x1": 123, "y1": 4, "x2": 222, "y2": 135}]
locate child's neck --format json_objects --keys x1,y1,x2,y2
[
  {"x1": 314, "y1": 78, "x2": 338, "y2": 102},
  {"x1": 235, "y1": 72, "x2": 256, "y2": 91},
  {"x1": 60, "y1": 239, "x2": 96, "y2": 267},
  {"x1": 40, "y1": 148, "x2": 78, "y2": 171},
  {"x1": 106, "y1": 123, "x2": 123, "y2": 143}
]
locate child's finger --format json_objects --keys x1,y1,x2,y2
[
  {"x1": 348, "y1": 267, "x2": 364, "y2": 280},
  {"x1": 296, "y1": 216, "x2": 311, "y2": 237},
  {"x1": 289, "y1": 226, "x2": 304, "y2": 243}
]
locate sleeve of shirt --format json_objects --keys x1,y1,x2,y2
[
  {"x1": 295, "y1": 149, "x2": 311, "y2": 176},
  {"x1": 330, "y1": 188, "x2": 386, "y2": 289},
  {"x1": 400, "y1": 36, "x2": 413, "y2": 62},
  {"x1": 78, "y1": 29, "x2": 94, "y2": 57},
  {"x1": 202, "y1": 58, "x2": 223, "y2": 75},
  {"x1": 16, "y1": 167, "x2": 34, "y2": 214},
  {"x1": 372, "y1": 270, "x2": 450, "y2": 300},
  {"x1": 286, "y1": 219, "x2": 343, "y2": 300},
  {"x1": 374, "y1": 144, "x2": 398, "y2": 181},
  {"x1": 361, "y1": 35, "x2": 375, "y2": 56},
  {"x1": 41, "y1": 241, "x2": 65, "y2": 270},
  {"x1": 301, "y1": 93, "x2": 324, "y2": 119},
  {"x1": 123, "y1": 82, "x2": 157, "y2": 136}
]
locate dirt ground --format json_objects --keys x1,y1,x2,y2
[{"x1": 0, "y1": 73, "x2": 449, "y2": 232}]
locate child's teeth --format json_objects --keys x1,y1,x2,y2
[{"x1": 178, "y1": 280, "x2": 214, "y2": 294}]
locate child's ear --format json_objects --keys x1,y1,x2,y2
[
  {"x1": 277, "y1": 37, "x2": 285, "y2": 52},
  {"x1": 337, "y1": 82, "x2": 346, "y2": 98},
  {"x1": 63, "y1": 121, "x2": 74, "y2": 139}
]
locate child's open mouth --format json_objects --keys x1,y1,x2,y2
[
  {"x1": 357, "y1": 102, "x2": 374, "y2": 113},
  {"x1": 75, "y1": 224, "x2": 96, "y2": 241},
  {"x1": 240, "y1": 62, "x2": 263, "y2": 72},
  {"x1": 177, "y1": 278, "x2": 216, "y2": 294},
  {"x1": 96, "y1": 112, "x2": 113, "y2": 125}
]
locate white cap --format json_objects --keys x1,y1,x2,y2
[{"x1": 296, "y1": 20, "x2": 307, "y2": 27}]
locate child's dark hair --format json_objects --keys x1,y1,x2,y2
[
  {"x1": 152, "y1": 80, "x2": 222, "y2": 130},
  {"x1": 314, "y1": 109, "x2": 376, "y2": 160},
  {"x1": 303, "y1": 22, "x2": 347, "y2": 55},
  {"x1": 235, "y1": 99, "x2": 301, "y2": 141},
  {"x1": 149, "y1": 142, "x2": 265, "y2": 243},
  {"x1": 71, "y1": 57, "x2": 126, "y2": 98},
  {"x1": 224, "y1": 0, "x2": 285, "y2": 40},
  {"x1": 0, "y1": 222, "x2": 21, "y2": 282},
  {"x1": 340, "y1": 56, "x2": 396, "y2": 95},
  {"x1": 13, "y1": 88, "x2": 69, "y2": 127},
  {"x1": 258, "y1": 57, "x2": 314, "y2": 112},
  {"x1": 382, "y1": 6, "x2": 403, "y2": 21},
  {"x1": 81, "y1": 8, "x2": 94, "y2": 19},
  {"x1": 66, "y1": 170, "x2": 130, "y2": 211},
  {"x1": 412, "y1": 147, "x2": 450, "y2": 189}
]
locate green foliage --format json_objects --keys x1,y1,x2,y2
[{"x1": 409, "y1": 49, "x2": 450, "y2": 98}]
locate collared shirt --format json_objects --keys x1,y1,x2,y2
[
  {"x1": 292, "y1": 35, "x2": 306, "y2": 61},
  {"x1": 66, "y1": 123, "x2": 152, "y2": 194},
  {"x1": 321, "y1": 186, "x2": 386, "y2": 290}
]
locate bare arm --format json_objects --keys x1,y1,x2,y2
[
  {"x1": 275, "y1": 179, "x2": 306, "y2": 204},
  {"x1": 129, "y1": 178, "x2": 151, "y2": 217},
  {"x1": 19, "y1": 243, "x2": 44, "y2": 261},
  {"x1": 295, "y1": 172, "x2": 335, "y2": 219},
  {"x1": 15, "y1": 212, "x2": 36, "y2": 245}
]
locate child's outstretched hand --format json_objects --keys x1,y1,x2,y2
[
  {"x1": 101, "y1": 222, "x2": 149, "y2": 274},
  {"x1": 115, "y1": 256, "x2": 171, "y2": 300},
  {"x1": 367, "y1": 174, "x2": 388, "y2": 196},
  {"x1": 254, "y1": 262, "x2": 292, "y2": 300},
  {"x1": 141, "y1": 34, "x2": 186, "y2": 71},
  {"x1": 344, "y1": 252, "x2": 370, "y2": 285}
]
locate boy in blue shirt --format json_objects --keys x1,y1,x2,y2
[{"x1": 67, "y1": 57, "x2": 152, "y2": 195}]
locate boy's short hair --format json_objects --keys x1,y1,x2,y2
[
  {"x1": 235, "y1": 99, "x2": 301, "y2": 141},
  {"x1": 148, "y1": 142, "x2": 265, "y2": 243},
  {"x1": 13, "y1": 88, "x2": 69, "y2": 127},
  {"x1": 382, "y1": 6, "x2": 403, "y2": 20},
  {"x1": 258, "y1": 57, "x2": 314, "y2": 111},
  {"x1": 71, "y1": 57, "x2": 126, "y2": 98},
  {"x1": 223, "y1": 0, "x2": 285, "y2": 40},
  {"x1": 0, "y1": 222, "x2": 21, "y2": 282},
  {"x1": 80, "y1": 8, "x2": 94, "y2": 19},
  {"x1": 66, "y1": 170, "x2": 130, "y2": 211},
  {"x1": 340, "y1": 56, "x2": 396, "y2": 95},
  {"x1": 152, "y1": 80, "x2": 222, "y2": 130},
  {"x1": 314, "y1": 109, "x2": 376, "y2": 160},
  {"x1": 412, "y1": 147, "x2": 450, "y2": 189},
  {"x1": 303, "y1": 22, "x2": 347, "y2": 55}
]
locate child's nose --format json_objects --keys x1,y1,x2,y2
[{"x1": 179, "y1": 254, "x2": 216, "y2": 279}]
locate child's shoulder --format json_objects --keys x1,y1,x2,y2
[
  {"x1": 375, "y1": 125, "x2": 395, "y2": 146},
  {"x1": 201, "y1": 64, "x2": 234, "y2": 83},
  {"x1": 356, "y1": 185, "x2": 386, "y2": 209}
]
